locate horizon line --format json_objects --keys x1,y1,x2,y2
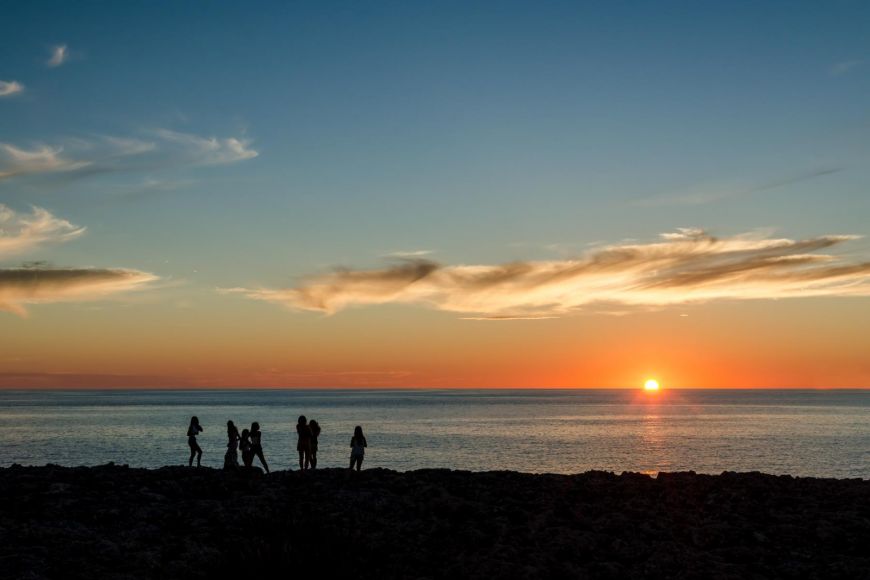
[{"x1": 1, "y1": 386, "x2": 868, "y2": 391}]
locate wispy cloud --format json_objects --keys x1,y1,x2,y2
[
  {"x1": 384, "y1": 249, "x2": 434, "y2": 258},
  {"x1": 153, "y1": 129, "x2": 258, "y2": 165},
  {"x1": 0, "y1": 265, "x2": 158, "y2": 316},
  {"x1": 226, "y1": 229, "x2": 870, "y2": 319},
  {"x1": 0, "y1": 80, "x2": 24, "y2": 97},
  {"x1": 101, "y1": 136, "x2": 157, "y2": 156},
  {"x1": 105, "y1": 178, "x2": 197, "y2": 201},
  {"x1": 0, "y1": 130, "x2": 258, "y2": 183},
  {"x1": 0, "y1": 205, "x2": 86, "y2": 257},
  {"x1": 0, "y1": 143, "x2": 90, "y2": 179},
  {"x1": 47, "y1": 44, "x2": 68, "y2": 68},
  {"x1": 460, "y1": 315, "x2": 560, "y2": 321},
  {"x1": 830, "y1": 60, "x2": 862, "y2": 76},
  {"x1": 0, "y1": 371, "x2": 187, "y2": 389},
  {"x1": 632, "y1": 167, "x2": 843, "y2": 207},
  {"x1": 0, "y1": 206, "x2": 159, "y2": 315}
]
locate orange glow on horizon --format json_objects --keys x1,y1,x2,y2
[{"x1": 1, "y1": 298, "x2": 869, "y2": 389}]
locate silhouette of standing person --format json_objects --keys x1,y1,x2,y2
[
  {"x1": 250, "y1": 422, "x2": 270, "y2": 473},
  {"x1": 224, "y1": 420, "x2": 240, "y2": 470},
  {"x1": 187, "y1": 416, "x2": 203, "y2": 467},
  {"x1": 240, "y1": 428, "x2": 254, "y2": 468},
  {"x1": 350, "y1": 425, "x2": 367, "y2": 471},
  {"x1": 308, "y1": 419, "x2": 321, "y2": 469},
  {"x1": 296, "y1": 415, "x2": 312, "y2": 471}
]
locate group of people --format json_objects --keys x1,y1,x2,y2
[
  {"x1": 186, "y1": 415, "x2": 368, "y2": 472},
  {"x1": 294, "y1": 415, "x2": 321, "y2": 470},
  {"x1": 223, "y1": 419, "x2": 271, "y2": 473}
]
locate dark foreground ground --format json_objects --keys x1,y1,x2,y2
[{"x1": 0, "y1": 465, "x2": 868, "y2": 580}]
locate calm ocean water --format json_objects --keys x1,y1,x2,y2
[{"x1": 0, "y1": 389, "x2": 867, "y2": 478}]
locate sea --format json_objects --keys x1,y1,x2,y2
[{"x1": 0, "y1": 389, "x2": 867, "y2": 478}]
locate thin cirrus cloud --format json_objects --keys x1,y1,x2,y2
[
  {"x1": 0, "y1": 204, "x2": 86, "y2": 257},
  {"x1": 225, "y1": 229, "x2": 870, "y2": 319},
  {"x1": 153, "y1": 129, "x2": 259, "y2": 165},
  {"x1": 632, "y1": 167, "x2": 843, "y2": 207},
  {"x1": 0, "y1": 129, "x2": 258, "y2": 182},
  {"x1": 0, "y1": 205, "x2": 158, "y2": 316},
  {"x1": 383, "y1": 249, "x2": 434, "y2": 258},
  {"x1": 47, "y1": 44, "x2": 68, "y2": 67},
  {"x1": 0, "y1": 80, "x2": 25, "y2": 97},
  {"x1": 0, "y1": 143, "x2": 90, "y2": 179}
]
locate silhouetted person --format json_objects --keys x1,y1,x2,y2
[
  {"x1": 296, "y1": 415, "x2": 312, "y2": 471},
  {"x1": 308, "y1": 419, "x2": 321, "y2": 469},
  {"x1": 240, "y1": 428, "x2": 254, "y2": 468},
  {"x1": 350, "y1": 425, "x2": 367, "y2": 471},
  {"x1": 187, "y1": 416, "x2": 203, "y2": 467},
  {"x1": 250, "y1": 422, "x2": 270, "y2": 473},
  {"x1": 224, "y1": 420, "x2": 240, "y2": 470}
]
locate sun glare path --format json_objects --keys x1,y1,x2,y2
[{"x1": 644, "y1": 379, "x2": 660, "y2": 392}]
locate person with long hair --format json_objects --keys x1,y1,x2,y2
[
  {"x1": 296, "y1": 415, "x2": 312, "y2": 471},
  {"x1": 187, "y1": 416, "x2": 203, "y2": 467},
  {"x1": 349, "y1": 425, "x2": 367, "y2": 471},
  {"x1": 239, "y1": 428, "x2": 253, "y2": 468},
  {"x1": 224, "y1": 420, "x2": 240, "y2": 470},
  {"x1": 250, "y1": 422, "x2": 270, "y2": 473},
  {"x1": 308, "y1": 419, "x2": 321, "y2": 469}
]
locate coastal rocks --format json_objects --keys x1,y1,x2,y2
[{"x1": 0, "y1": 465, "x2": 868, "y2": 579}]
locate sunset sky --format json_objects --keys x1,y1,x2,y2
[{"x1": 2, "y1": 1, "x2": 869, "y2": 388}]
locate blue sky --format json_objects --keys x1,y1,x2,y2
[{"x1": 1, "y1": 1, "x2": 869, "y2": 387}]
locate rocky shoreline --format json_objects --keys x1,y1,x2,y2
[{"x1": 0, "y1": 465, "x2": 868, "y2": 579}]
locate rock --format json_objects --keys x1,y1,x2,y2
[{"x1": 0, "y1": 466, "x2": 867, "y2": 579}]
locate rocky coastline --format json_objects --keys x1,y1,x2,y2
[{"x1": 1, "y1": 465, "x2": 868, "y2": 579}]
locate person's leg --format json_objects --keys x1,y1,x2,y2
[
  {"x1": 195, "y1": 443, "x2": 203, "y2": 467},
  {"x1": 310, "y1": 451, "x2": 317, "y2": 469},
  {"x1": 356, "y1": 456, "x2": 363, "y2": 471},
  {"x1": 298, "y1": 450, "x2": 304, "y2": 470},
  {"x1": 189, "y1": 446, "x2": 195, "y2": 467},
  {"x1": 349, "y1": 456, "x2": 355, "y2": 470},
  {"x1": 257, "y1": 450, "x2": 270, "y2": 473}
]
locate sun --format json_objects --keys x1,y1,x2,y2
[{"x1": 644, "y1": 379, "x2": 660, "y2": 392}]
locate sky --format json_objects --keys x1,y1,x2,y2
[{"x1": 1, "y1": 1, "x2": 869, "y2": 388}]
